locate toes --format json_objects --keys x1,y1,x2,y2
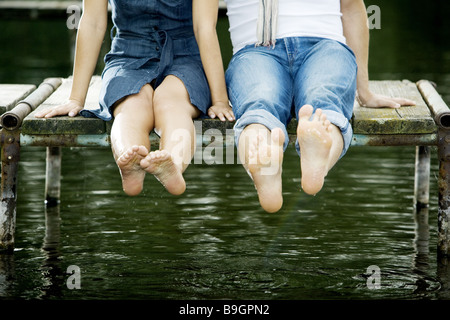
[
  {"x1": 313, "y1": 109, "x2": 330, "y2": 125},
  {"x1": 127, "y1": 148, "x2": 136, "y2": 157},
  {"x1": 313, "y1": 108, "x2": 322, "y2": 121},
  {"x1": 298, "y1": 106, "x2": 331, "y2": 128},
  {"x1": 318, "y1": 114, "x2": 328, "y2": 127},
  {"x1": 298, "y1": 104, "x2": 314, "y2": 120},
  {"x1": 119, "y1": 145, "x2": 148, "y2": 164},
  {"x1": 150, "y1": 150, "x2": 162, "y2": 160},
  {"x1": 139, "y1": 157, "x2": 149, "y2": 168},
  {"x1": 137, "y1": 145, "x2": 149, "y2": 157},
  {"x1": 119, "y1": 150, "x2": 133, "y2": 162},
  {"x1": 271, "y1": 127, "x2": 285, "y2": 145},
  {"x1": 143, "y1": 150, "x2": 170, "y2": 165},
  {"x1": 155, "y1": 150, "x2": 169, "y2": 160}
]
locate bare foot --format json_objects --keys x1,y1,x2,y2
[
  {"x1": 140, "y1": 150, "x2": 186, "y2": 195},
  {"x1": 297, "y1": 105, "x2": 332, "y2": 195},
  {"x1": 117, "y1": 145, "x2": 149, "y2": 196},
  {"x1": 247, "y1": 127, "x2": 285, "y2": 213}
]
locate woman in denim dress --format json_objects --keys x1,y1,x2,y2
[{"x1": 36, "y1": 0, "x2": 233, "y2": 196}]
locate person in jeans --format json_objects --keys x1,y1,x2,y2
[{"x1": 194, "y1": 0, "x2": 415, "y2": 212}]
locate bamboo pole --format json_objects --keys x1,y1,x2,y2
[
  {"x1": 0, "y1": 78, "x2": 62, "y2": 131},
  {"x1": 417, "y1": 80, "x2": 450, "y2": 129}
]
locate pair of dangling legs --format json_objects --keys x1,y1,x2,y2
[
  {"x1": 238, "y1": 105, "x2": 344, "y2": 213},
  {"x1": 227, "y1": 38, "x2": 356, "y2": 213},
  {"x1": 111, "y1": 75, "x2": 200, "y2": 196}
]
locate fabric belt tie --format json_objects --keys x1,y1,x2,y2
[{"x1": 154, "y1": 30, "x2": 173, "y2": 87}]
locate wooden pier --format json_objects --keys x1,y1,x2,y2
[{"x1": 1, "y1": 76, "x2": 450, "y2": 258}]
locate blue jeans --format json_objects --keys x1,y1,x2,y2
[{"x1": 225, "y1": 37, "x2": 357, "y2": 158}]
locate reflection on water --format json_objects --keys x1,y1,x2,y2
[{"x1": 0, "y1": 145, "x2": 449, "y2": 299}]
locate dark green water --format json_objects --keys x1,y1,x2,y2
[
  {"x1": 4, "y1": 146, "x2": 448, "y2": 300},
  {"x1": 1, "y1": 0, "x2": 450, "y2": 301}
]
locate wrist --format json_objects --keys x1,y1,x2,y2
[
  {"x1": 356, "y1": 87, "x2": 373, "y2": 105},
  {"x1": 212, "y1": 100, "x2": 230, "y2": 107},
  {"x1": 68, "y1": 97, "x2": 85, "y2": 106}
]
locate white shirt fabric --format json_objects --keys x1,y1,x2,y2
[{"x1": 225, "y1": 0, "x2": 347, "y2": 54}]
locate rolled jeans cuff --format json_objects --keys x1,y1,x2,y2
[{"x1": 295, "y1": 109, "x2": 353, "y2": 159}]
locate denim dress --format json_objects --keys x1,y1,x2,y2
[{"x1": 80, "y1": 0, "x2": 211, "y2": 121}]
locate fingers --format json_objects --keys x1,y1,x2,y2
[
  {"x1": 222, "y1": 110, "x2": 236, "y2": 121},
  {"x1": 215, "y1": 110, "x2": 235, "y2": 121},
  {"x1": 363, "y1": 93, "x2": 416, "y2": 109},
  {"x1": 34, "y1": 109, "x2": 58, "y2": 118},
  {"x1": 377, "y1": 96, "x2": 416, "y2": 109},
  {"x1": 35, "y1": 104, "x2": 83, "y2": 118},
  {"x1": 208, "y1": 107, "x2": 235, "y2": 122},
  {"x1": 392, "y1": 97, "x2": 416, "y2": 106},
  {"x1": 379, "y1": 98, "x2": 401, "y2": 109},
  {"x1": 207, "y1": 109, "x2": 217, "y2": 119},
  {"x1": 68, "y1": 106, "x2": 83, "y2": 117}
]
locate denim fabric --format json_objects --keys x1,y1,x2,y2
[
  {"x1": 225, "y1": 37, "x2": 357, "y2": 158},
  {"x1": 80, "y1": 0, "x2": 211, "y2": 121}
]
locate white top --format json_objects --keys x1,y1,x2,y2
[{"x1": 225, "y1": 0, "x2": 346, "y2": 54}]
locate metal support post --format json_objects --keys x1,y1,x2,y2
[
  {"x1": 414, "y1": 146, "x2": 431, "y2": 209},
  {"x1": 438, "y1": 130, "x2": 450, "y2": 257},
  {"x1": 0, "y1": 129, "x2": 21, "y2": 252}
]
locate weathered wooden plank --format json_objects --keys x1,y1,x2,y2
[
  {"x1": 20, "y1": 133, "x2": 111, "y2": 147},
  {"x1": 351, "y1": 133, "x2": 437, "y2": 147},
  {"x1": 352, "y1": 80, "x2": 436, "y2": 135},
  {"x1": 286, "y1": 80, "x2": 435, "y2": 135},
  {"x1": 24, "y1": 77, "x2": 438, "y2": 138},
  {"x1": 0, "y1": 84, "x2": 36, "y2": 115},
  {"x1": 23, "y1": 77, "x2": 106, "y2": 135}
]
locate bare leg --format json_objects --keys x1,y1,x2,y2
[
  {"x1": 238, "y1": 124, "x2": 285, "y2": 213},
  {"x1": 111, "y1": 84, "x2": 154, "y2": 196},
  {"x1": 140, "y1": 75, "x2": 200, "y2": 195},
  {"x1": 297, "y1": 104, "x2": 343, "y2": 195}
]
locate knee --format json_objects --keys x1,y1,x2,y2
[
  {"x1": 153, "y1": 88, "x2": 190, "y2": 114},
  {"x1": 112, "y1": 84, "x2": 154, "y2": 117},
  {"x1": 132, "y1": 84, "x2": 154, "y2": 104},
  {"x1": 152, "y1": 90, "x2": 172, "y2": 114}
]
